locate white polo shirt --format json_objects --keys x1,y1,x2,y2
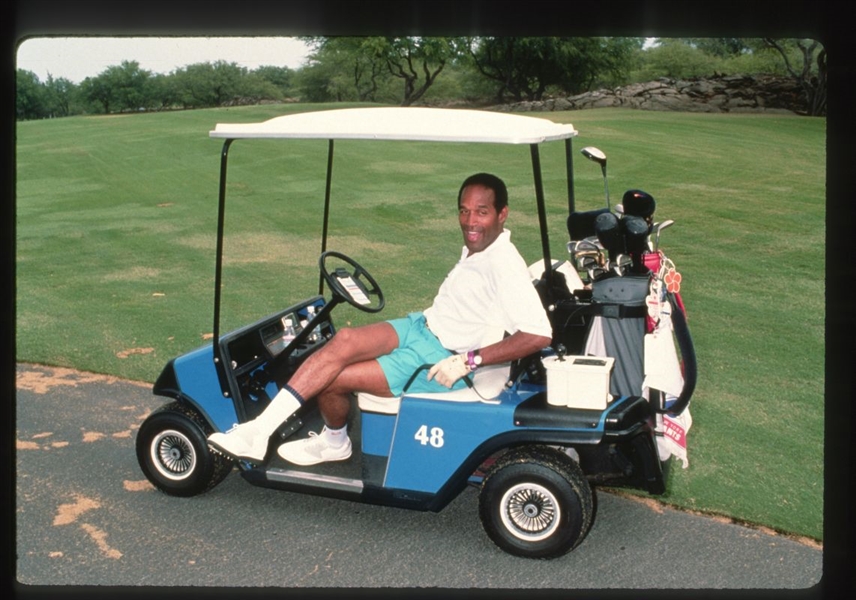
[{"x1": 423, "y1": 229, "x2": 552, "y2": 353}]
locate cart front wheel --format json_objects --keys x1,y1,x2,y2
[
  {"x1": 136, "y1": 402, "x2": 233, "y2": 497},
  {"x1": 479, "y1": 446, "x2": 593, "y2": 559}
]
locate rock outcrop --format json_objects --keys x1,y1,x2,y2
[{"x1": 493, "y1": 75, "x2": 806, "y2": 115}]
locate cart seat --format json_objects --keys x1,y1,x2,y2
[
  {"x1": 357, "y1": 363, "x2": 511, "y2": 415},
  {"x1": 528, "y1": 258, "x2": 585, "y2": 293}
]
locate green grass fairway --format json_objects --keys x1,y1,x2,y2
[{"x1": 15, "y1": 104, "x2": 825, "y2": 542}]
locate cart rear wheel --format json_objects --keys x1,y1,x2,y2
[
  {"x1": 136, "y1": 402, "x2": 233, "y2": 497},
  {"x1": 479, "y1": 446, "x2": 593, "y2": 559}
]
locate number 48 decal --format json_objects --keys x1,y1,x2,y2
[{"x1": 414, "y1": 425, "x2": 445, "y2": 448}]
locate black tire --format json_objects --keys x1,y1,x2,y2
[
  {"x1": 478, "y1": 446, "x2": 594, "y2": 559},
  {"x1": 136, "y1": 401, "x2": 234, "y2": 497}
]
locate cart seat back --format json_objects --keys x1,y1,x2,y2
[{"x1": 568, "y1": 207, "x2": 610, "y2": 240}]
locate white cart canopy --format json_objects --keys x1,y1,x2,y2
[{"x1": 210, "y1": 106, "x2": 577, "y2": 144}]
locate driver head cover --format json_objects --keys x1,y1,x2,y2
[{"x1": 622, "y1": 190, "x2": 656, "y2": 219}]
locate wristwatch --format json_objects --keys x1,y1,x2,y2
[{"x1": 466, "y1": 349, "x2": 483, "y2": 371}]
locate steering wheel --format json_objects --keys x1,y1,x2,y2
[{"x1": 319, "y1": 251, "x2": 385, "y2": 313}]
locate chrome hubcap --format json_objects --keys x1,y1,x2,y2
[
  {"x1": 500, "y1": 482, "x2": 560, "y2": 542},
  {"x1": 151, "y1": 429, "x2": 196, "y2": 481}
]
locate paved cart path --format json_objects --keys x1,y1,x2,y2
[{"x1": 15, "y1": 363, "x2": 822, "y2": 590}]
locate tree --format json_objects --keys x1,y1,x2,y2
[
  {"x1": 470, "y1": 37, "x2": 641, "y2": 102},
  {"x1": 171, "y1": 61, "x2": 242, "y2": 108},
  {"x1": 16, "y1": 69, "x2": 47, "y2": 120},
  {"x1": 112, "y1": 60, "x2": 152, "y2": 111},
  {"x1": 685, "y1": 38, "x2": 749, "y2": 58},
  {"x1": 253, "y1": 65, "x2": 295, "y2": 97},
  {"x1": 43, "y1": 74, "x2": 76, "y2": 117},
  {"x1": 79, "y1": 60, "x2": 153, "y2": 113},
  {"x1": 148, "y1": 73, "x2": 180, "y2": 110},
  {"x1": 206, "y1": 61, "x2": 247, "y2": 106},
  {"x1": 299, "y1": 37, "x2": 392, "y2": 103},
  {"x1": 636, "y1": 39, "x2": 719, "y2": 80},
  {"x1": 370, "y1": 37, "x2": 463, "y2": 106},
  {"x1": 79, "y1": 73, "x2": 114, "y2": 113},
  {"x1": 761, "y1": 38, "x2": 826, "y2": 116}
]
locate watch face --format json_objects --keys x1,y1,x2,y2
[{"x1": 474, "y1": 354, "x2": 483, "y2": 365}]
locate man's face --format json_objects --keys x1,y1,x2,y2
[{"x1": 458, "y1": 184, "x2": 508, "y2": 256}]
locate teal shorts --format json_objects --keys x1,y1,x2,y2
[{"x1": 377, "y1": 312, "x2": 469, "y2": 396}]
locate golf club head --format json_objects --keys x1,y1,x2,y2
[
  {"x1": 567, "y1": 238, "x2": 602, "y2": 253},
  {"x1": 581, "y1": 146, "x2": 607, "y2": 167},
  {"x1": 622, "y1": 215, "x2": 650, "y2": 272},
  {"x1": 581, "y1": 146, "x2": 610, "y2": 209},
  {"x1": 612, "y1": 254, "x2": 633, "y2": 276},
  {"x1": 594, "y1": 211, "x2": 623, "y2": 262},
  {"x1": 588, "y1": 266, "x2": 609, "y2": 282},
  {"x1": 573, "y1": 250, "x2": 604, "y2": 271},
  {"x1": 622, "y1": 189, "x2": 656, "y2": 224},
  {"x1": 568, "y1": 239, "x2": 606, "y2": 272},
  {"x1": 652, "y1": 219, "x2": 675, "y2": 251}
]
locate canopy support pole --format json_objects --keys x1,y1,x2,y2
[
  {"x1": 530, "y1": 144, "x2": 553, "y2": 289},
  {"x1": 565, "y1": 137, "x2": 575, "y2": 215},
  {"x1": 213, "y1": 138, "x2": 234, "y2": 350},
  {"x1": 319, "y1": 139, "x2": 334, "y2": 295}
]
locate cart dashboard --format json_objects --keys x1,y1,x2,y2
[{"x1": 217, "y1": 296, "x2": 334, "y2": 418}]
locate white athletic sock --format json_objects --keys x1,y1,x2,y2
[
  {"x1": 323, "y1": 424, "x2": 348, "y2": 448},
  {"x1": 255, "y1": 385, "x2": 304, "y2": 437}
]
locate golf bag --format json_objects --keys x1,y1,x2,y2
[
  {"x1": 548, "y1": 242, "x2": 697, "y2": 469},
  {"x1": 583, "y1": 273, "x2": 649, "y2": 398}
]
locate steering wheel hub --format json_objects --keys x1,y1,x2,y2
[{"x1": 319, "y1": 251, "x2": 385, "y2": 313}]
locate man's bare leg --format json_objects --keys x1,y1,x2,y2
[
  {"x1": 276, "y1": 325, "x2": 399, "y2": 465},
  {"x1": 314, "y1": 358, "x2": 392, "y2": 428},
  {"x1": 208, "y1": 321, "x2": 398, "y2": 461},
  {"x1": 286, "y1": 321, "x2": 399, "y2": 401}
]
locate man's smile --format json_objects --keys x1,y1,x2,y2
[{"x1": 465, "y1": 228, "x2": 482, "y2": 242}]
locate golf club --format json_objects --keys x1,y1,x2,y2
[
  {"x1": 622, "y1": 215, "x2": 650, "y2": 273},
  {"x1": 611, "y1": 253, "x2": 633, "y2": 276},
  {"x1": 594, "y1": 211, "x2": 624, "y2": 271},
  {"x1": 621, "y1": 189, "x2": 656, "y2": 225},
  {"x1": 581, "y1": 146, "x2": 609, "y2": 210},
  {"x1": 567, "y1": 239, "x2": 607, "y2": 283},
  {"x1": 574, "y1": 250, "x2": 604, "y2": 270},
  {"x1": 651, "y1": 219, "x2": 675, "y2": 252}
]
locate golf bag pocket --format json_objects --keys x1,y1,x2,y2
[{"x1": 591, "y1": 273, "x2": 651, "y2": 305}]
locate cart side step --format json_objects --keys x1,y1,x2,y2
[{"x1": 256, "y1": 467, "x2": 364, "y2": 494}]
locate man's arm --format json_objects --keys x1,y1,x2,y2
[
  {"x1": 427, "y1": 330, "x2": 551, "y2": 388},
  {"x1": 477, "y1": 331, "x2": 551, "y2": 366}
]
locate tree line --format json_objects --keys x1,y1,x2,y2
[{"x1": 16, "y1": 36, "x2": 826, "y2": 120}]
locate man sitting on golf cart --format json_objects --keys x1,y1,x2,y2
[{"x1": 208, "y1": 173, "x2": 553, "y2": 466}]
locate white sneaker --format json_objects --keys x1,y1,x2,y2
[
  {"x1": 207, "y1": 388, "x2": 303, "y2": 462},
  {"x1": 277, "y1": 428, "x2": 353, "y2": 466},
  {"x1": 208, "y1": 421, "x2": 269, "y2": 462}
]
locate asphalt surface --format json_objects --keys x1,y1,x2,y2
[{"x1": 14, "y1": 362, "x2": 823, "y2": 591}]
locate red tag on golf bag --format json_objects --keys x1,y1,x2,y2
[{"x1": 660, "y1": 408, "x2": 692, "y2": 469}]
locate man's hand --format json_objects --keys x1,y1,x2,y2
[{"x1": 427, "y1": 354, "x2": 469, "y2": 388}]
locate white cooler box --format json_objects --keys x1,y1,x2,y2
[{"x1": 543, "y1": 355, "x2": 615, "y2": 410}]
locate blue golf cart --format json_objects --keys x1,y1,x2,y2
[{"x1": 135, "y1": 107, "x2": 696, "y2": 559}]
